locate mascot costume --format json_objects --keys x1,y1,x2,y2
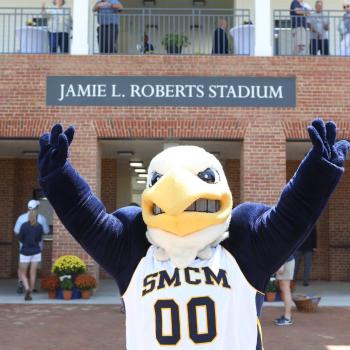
[{"x1": 39, "y1": 119, "x2": 349, "y2": 349}]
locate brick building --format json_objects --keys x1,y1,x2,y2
[{"x1": 0, "y1": 54, "x2": 349, "y2": 283}]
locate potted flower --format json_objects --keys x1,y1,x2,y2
[
  {"x1": 60, "y1": 277, "x2": 74, "y2": 300},
  {"x1": 52, "y1": 255, "x2": 87, "y2": 279},
  {"x1": 74, "y1": 273, "x2": 97, "y2": 299},
  {"x1": 161, "y1": 34, "x2": 189, "y2": 54},
  {"x1": 265, "y1": 276, "x2": 278, "y2": 302},
  {"x1": 41, "y1": 275, "x2": 60, "y2": 299}
]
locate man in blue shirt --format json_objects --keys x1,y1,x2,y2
[{"x1": 93, "y1": 0, "x2": 123, "y2": 54}]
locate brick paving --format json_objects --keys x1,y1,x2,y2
[{"x1": 0, "y1": 305, "x2": 349, "y2": 350}]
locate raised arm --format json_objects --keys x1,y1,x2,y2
[
  {"x1": 38, "y1": 125, "x2": 149, "y2": 288},
  {"x1": 226, "y1": 119, "x2": 349, "y2": 290}
]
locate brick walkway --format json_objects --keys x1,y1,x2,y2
[{"x1": 0, "y1": 305, "x2": 349, "y2": 349}]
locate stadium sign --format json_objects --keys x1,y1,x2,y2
[{"x1": 47, "y1": 76, "x2": 295, "y2": 107}]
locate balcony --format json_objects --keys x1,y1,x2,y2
[
  {"x1": 0, "y1": 7, "x2": 349, "y2": 57},
  {"x1": 0, "y1": 7, "x2": 252, "y2": 55}
]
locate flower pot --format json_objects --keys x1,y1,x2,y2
[
  {"x1": 62, "y1": 290, "x2": 72, "y2": 300},
  {"x1": 265, "y1": 292, "x2": 276, "y2": 302},
  {"x1": 166, "y1": 45, "x2": 182, "y2": 54},
  {"x1": 81, "y1": 290, "x2": 92, "y2": 299},
  {"x1": 72, "y1": 287, "x2": 81, "y2": 299},
  {"x1": 48, "y1": 290, "x2": 56, "y2": 299}
]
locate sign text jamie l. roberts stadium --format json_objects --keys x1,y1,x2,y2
[{"x1": 46, "y1": 76, "x2": 296, "y2": 107}]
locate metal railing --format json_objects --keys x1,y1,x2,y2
[
  {"x1": 274, "y1": 10, "x2": 350, "y2": 56},
  {"x1": 0, "y1": 7, "x2": 71, "y2": 54},
  {"x1": 91, "y1": 8, "x2": 253, "y2": 55}
]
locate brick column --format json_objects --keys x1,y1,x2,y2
[
  {"x1": 328, "y1": 160, "x2": 350, "y2": 281},
  {"x1": 52, "y1": 121, "x2": 101, "y2": 281},
  {"x1": 241, "y1": 120, "x2": 286, "y2": 204}
]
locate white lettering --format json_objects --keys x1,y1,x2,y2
[
  {"x1": 196, "y1": 85, "x2": 204, "y2": 98},
  {"x1": 141, "y1": 85, "x2": 155, "y2": 98},
  {"x1": 238, "y1": 85, "x2": 250, "y2": 98},
  {"x1": 130, "y1": 84, "x2": 141, "y2": 97},
  {"x1": 226, "y1": 86, "x2": 237, "y2": 98},
  {"x1": 156, "y1": 85, "x2": 165, "y2": 97},
  {"x1": 270, "y1": 86, "x2": 283, "y2": 99},
  {"x1": 208, "y1": 85, "x2": 217, "y2": 98},
  {"x1": 58, "y1": 84, "x2": 65, "y2": 101},
  {"x1": 112, "y1": 84, "x2": 122, "y2": 97},
  {"x1": 65, "y1": 84, "x2": 76, "y2": 97}
]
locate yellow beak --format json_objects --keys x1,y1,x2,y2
[{"x1": 142, "y1": 168, "x2": 232, "y2": 237}]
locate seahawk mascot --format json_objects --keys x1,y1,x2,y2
[{"x1": 39, "y1": 119, "x2": 349, "y2": 349}]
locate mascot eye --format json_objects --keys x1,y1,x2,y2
[
  {"x1": 197, "y1": 168, "x2": 220, "y2": 184},
  {"x1": 149, "y1": 172, "x2": 162, "y2": 187}
]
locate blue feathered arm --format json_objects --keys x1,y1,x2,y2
[
  {"x1": 38, "y1": 124, "x2": 149, "y2": 294},
  {"x1": 225, "y1": 118, "x2": 349, "y2": 291}
]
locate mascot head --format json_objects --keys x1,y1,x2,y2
[{"x1": 141, "y1": 146, "x2": 233, "y2": 268}]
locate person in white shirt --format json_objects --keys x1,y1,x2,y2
[
  {"x1": 41, "y1": 0, "x2": 72, "y2": 53},
  {"x1": 338, "y1": 0, "x2": 350, "y2": 55},
  {"x1": 307, "y1": 1, "x2": 329, "y2": 55}
]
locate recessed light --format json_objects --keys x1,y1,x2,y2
[
  {"x1": 129, "y1": 161, "x2": 143, "y2": 167},
  {"x1": 137, "y1": 180, "x2": 147, "y2": 184},
  {"x1": 138, "y1": 174, "x2": 148, "y2": 178},
  {"x1": 117, "y1": 151, "x2": 134, "y2": 157},
  {"x1": 134, "y1": 168, "x2": 147, "y2": 173},
  {"x1": 22, "y1": 151, "x2": 39, "y2": 157}
]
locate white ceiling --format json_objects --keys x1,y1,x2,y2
[{"x1": 100, "y1": 139, "x2": 242, "y2": 163}]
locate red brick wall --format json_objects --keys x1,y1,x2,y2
[
  {"x1": 100, "y1": 158, "x2": 117, "y2": 278},
  {"x1": 101, "y1": 159, "x2": 117, "y2": 213},
  {"x1": 0, "y1": 158, "x2": 54, "y2": 278},
  {"x1": 0, "y1": 55, "x2": 349, "y2": 281},
  {"x1": 328, "y1": 160, "x2": 350, "y2": 281},
  {"x1": 225, "y1": 159, "x2": 241, "y2": 207}
]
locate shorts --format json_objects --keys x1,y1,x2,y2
[
  {"x1": 292, "y1": 27, "x2": 307, "y2": 52},
  {"x1": 19, "y1": 253, "x2": 42, "y2": 263},
  {"x1": 276, "y1": 259, "x2": 295, "y2": 281}
]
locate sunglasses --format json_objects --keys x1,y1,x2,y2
[{"x1": 344, "y1": 4, "x2": 350, "y2": 8}]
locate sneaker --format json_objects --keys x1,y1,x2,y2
[
  {"x1": 303, "y1": 282, "x2": 309, "y2": 286},
  {"x1": 275, "y1": 316, "x2": 293, "y2": 326},
  {"x1": 24, "y1": 290, "x2": 32, "y2": 301},
  {"x1": 16, "y1": 281, "x2": 24, "y2": 294},
  {"x1": 274, "y1": 315, "x2": 284, "y2": 322}
]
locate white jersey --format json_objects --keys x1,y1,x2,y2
[{"x1": 123, "y1": 245, "x2": 260, "y2": 349}]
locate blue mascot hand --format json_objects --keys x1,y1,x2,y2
[
  {"x1": 38, "y1": 124, "x2": 75, "y2": 177},
  {"x1": 307, "y1": 118, "x2": 350, "y2": 167}
]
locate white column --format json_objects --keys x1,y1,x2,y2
[
  {"x1": 254, "y1": 0, "x2": 272, "y2": 56},
  {"x1": 71, "y1": 0, "x2": 90, "y2": 55}
]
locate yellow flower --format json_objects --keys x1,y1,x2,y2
[{"x1": 52, "y1": 255, "x2": 87, "y2": 276}]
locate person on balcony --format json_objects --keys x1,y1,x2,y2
[
  {"x1": 93, "y1": 0, "x2": 123, "y2": 54},
  {"x1": 41, "y1": 0, "x2": 72, "y2": 54},
  {"x1": 212, "y1": 18, "x2": 229, "y2": 54},
  {"x1": 143, "y1": 34, "x2": 154, "y2": 54},
  {"x1": 338, "y1": 0, "x2": 350, "y2": 56},
  {"x1": 290, "y1": 0, "x2": 311, "y2": 55},
  {"x1": 307, "y1": 1, "x2": 329, "y2": 55}
]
